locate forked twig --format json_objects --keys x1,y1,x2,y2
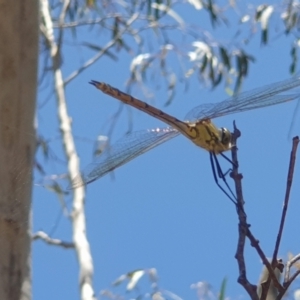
[
  {"x1": 230, "y1": 123, "x2": 293, "y2": 299},
  {"x1": 259, "y1": 136, "x2": 299, "y2": 300},
  {"x1": 279, "y1": 254, "x2": 300, "y2": 299},
  {"x1": 230, "y1": 122, "x2": 258, "y2": 299},
  {"x1": 268, "y1": 136, "x2": 300, "y2": 300}
]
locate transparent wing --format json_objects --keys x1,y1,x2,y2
[
  {"x1": 71, "y1": 127, "x2": 180, "y2": 188},
  {"x1": 185, "y1": 77, "x2": 300, "y2": 121}
]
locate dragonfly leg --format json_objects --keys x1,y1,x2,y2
[
  {"x1": 218, "y1": 152, "x2": 237, "y2": 178},
  {"x1": 220, "y1": 152, "x2": 238, "y2": 168},
  {"x1": 209, "y1": 152, "x2": 237, "y2": 205},
  {"x1": 213, "y1": 153, "x2": 237, "y2": 202}
]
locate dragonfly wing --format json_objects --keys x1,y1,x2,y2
[
  {"x1": 71, "y1": 127, "x2": 180, "y2": 188},
  {"x1": 185, "y1": 77, "x2": 300, "y2": 121}
]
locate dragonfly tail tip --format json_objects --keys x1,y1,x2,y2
[{"x1": 89, "y1": 80, "x2": 99, "y2": 86}]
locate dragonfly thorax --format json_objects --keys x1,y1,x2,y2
[{"x1": 188, "y1": 120, "x2": 232, "y2": 154}]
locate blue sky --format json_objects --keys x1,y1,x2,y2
[{"x1": 31, "y1": 1, "x2": 300, "y2": 299}]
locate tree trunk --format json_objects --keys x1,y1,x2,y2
[{"x1": 0, "y1": 1, "x2": 38, "y2": 299}]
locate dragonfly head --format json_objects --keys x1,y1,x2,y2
[{"x1": 219, "y1": 127, "x2": 232, "y2": 151}]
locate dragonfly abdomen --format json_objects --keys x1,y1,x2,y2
[{"x1": 90, "y1": 80, "x2": 196, "y2": 139}]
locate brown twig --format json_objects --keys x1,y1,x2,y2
[
  {"x1": 278, "y1": 254, "x2": 300, "y2": 299},
  {"x1": 259, "y1": 136, "x2": 299, "y2": 300},
  {"x1": 279, "y1": 269, "x2": 300, "y2": 299},
  {"x1": 230, "y1": 122, "x2": 259, "y2": 299},
  {"x1": 270, "y1": 136, "x2": 300, "y2": 299},
  {"x1": 231, "y1": 122, "x2": 288, "y2": 299},
  {"x1": 273, "y1": 136, "x2": 299, "y2": 261},
  {"x1": 247, "y1": 237, "x2": 283, "y2": 299},
  {"x1": 260, "y1": 136, "x2": 299, "y2": 300}
]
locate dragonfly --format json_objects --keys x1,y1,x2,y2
[{"x1": 71, "y1": 77, "x2": 300, "y2": 201}]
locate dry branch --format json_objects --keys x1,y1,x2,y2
[{"x1": 32, "y1": 231, "x2": 74, "y2": 248}]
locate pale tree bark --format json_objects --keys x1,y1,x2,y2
[
  {"x1": 0, "y1": 1, "x2": 38, "y2": 300},
  {"x1": 40, "y1": 1, "x2": 96, "y2": 299}
]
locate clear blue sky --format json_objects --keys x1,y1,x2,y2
[{"x1": 32, "y1": 2, "x2": 300, "y2": 299}]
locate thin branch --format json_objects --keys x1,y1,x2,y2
[
  {"x1": 40, "y1": 1, "x2": 95, "y2": 299},
  {"x1": 230, "y1": 122, "x2": 259, "y2": 300},
  {"x1": 58, "y1": 0, "x2": 70, "y2": 25},
  {"x1": 279, "y1": 253, "x2": 300, "y2": 298},
  {"x1": 246, "y1": 233, "x2": 283, "y2": 297},
  {"x1": 64, "y1": 12, "x2": 139, "y2": 86},
  {"x1": 53, "y1": 16, "x2": 116, "y2": 28},
  {"x1": 56, "y1": 0, "x2": 71, "y2": 56},
  {"x1": 231, "y1": 122, "x2": 285, "y2": 299},
  {"x1": 273, "y1": 136, "x2": 299, "y2": 261},
  {"x1": 279, "y1": 269, "x2": 300, "y2": 299},
  {"x1": 260, "y1": 136, "x2": 299, "y2": 300},
  {"x1": 32, "y1": 231, "x2": 74, "y2": 248}
]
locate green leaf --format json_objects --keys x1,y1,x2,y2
[
  {"x1": 209, "y1": 57, "x2": 215, "y2": 84},
  {"x1": 155, "y1": 0, "x2": 162, "y2": 19},
  {"x1": 207, "y1": 0, "x2": 218, "y2": 27},
  {"x1": 126, "y1": 269, "x2": 145, "y2": 291},
  {"x1": 112, "y1": 274, "x2": 127, "y2": 286},
  {"x1": 261, "y1": 28, "x2": 268, "y2": 45},
  {"x1": 147, "y1": 0, "x2": 152, "y2": 16},
  {"x1": 112, "y1": 16, "x2": 119, "y2": 39},
  {"x1": 290, "y1": 44, "x2": 298, "y2": 74},
  {"x1": 213, "y1": 72, "x2": 222, "y2": 87},
  {"x1": 219, "y1": 47, "x2": 231, "y2": 70},
  {"x1": 81, "y1": 42, "x2": 118, "y2": 61},
  {"x1": 165, "y1": 73, "x2": 176, "y2": 106},
  {"x1": 218, "y1": 277, "x2": 227, "y2": 300},
  {"x1": 200, "y1": 54, "x2": 208, "y2": 73}
]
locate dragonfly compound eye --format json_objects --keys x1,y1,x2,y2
[{"x1": 220, "y1": 127, "x2": 231, "y2": 148}]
